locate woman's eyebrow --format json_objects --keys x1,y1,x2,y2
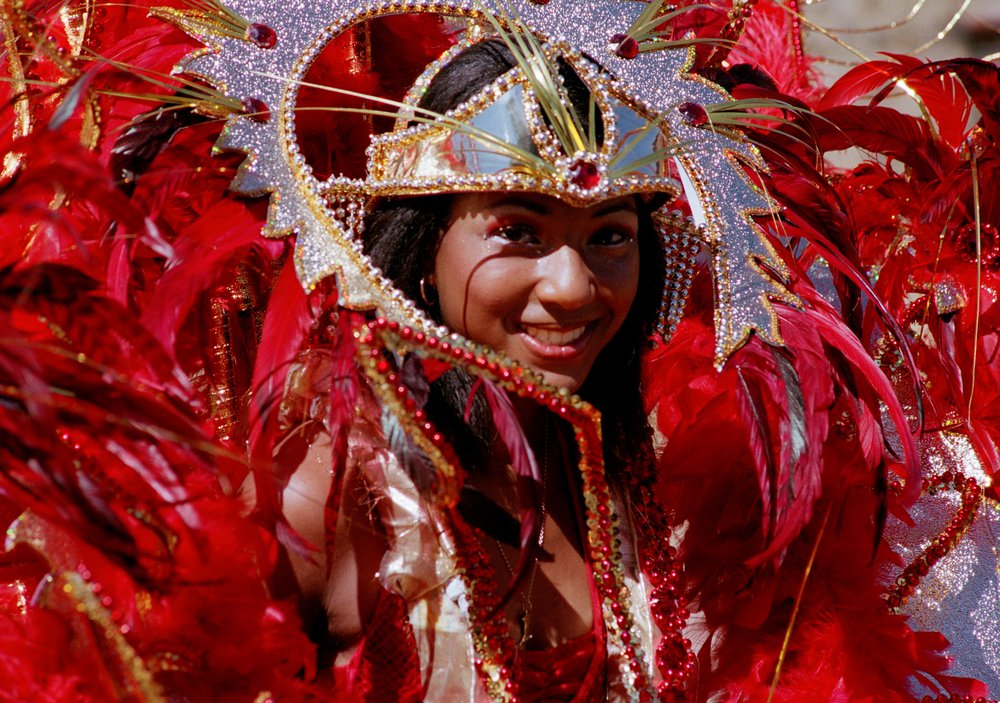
[{"x1": 593, "y1": 199, "x2": 638, "y2": 217}]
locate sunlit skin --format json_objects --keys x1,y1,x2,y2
[{"x1": 431, "y1": 192, "x2": 641, "y2": 393}]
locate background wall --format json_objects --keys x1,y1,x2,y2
[{"x1": 802, "y1": 0, "x2": 999, "y2": 81}]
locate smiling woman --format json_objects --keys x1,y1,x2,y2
[{"x1": 434, "y1": 192, "x2": 640, "y2": 392}]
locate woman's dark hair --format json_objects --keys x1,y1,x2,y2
[{"x1": 362, "y1": 40, "x2": 664, "y2": 482}]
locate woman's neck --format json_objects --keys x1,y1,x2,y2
[{"x1": 510, "y1": 393, "x2": 548, "y2": 443}]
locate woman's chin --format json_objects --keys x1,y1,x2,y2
[{"x1": 533, "y1": 367, "x2": 588, "y2": 394}]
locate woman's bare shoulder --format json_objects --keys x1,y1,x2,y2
[{"x1": 280, "y1": 430, "x2": 388, "y2": 647}]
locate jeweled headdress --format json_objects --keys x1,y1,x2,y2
[{"x1": 161, "y1": 0, "x2": 797, "y2": 367}]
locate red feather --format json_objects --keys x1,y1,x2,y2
[
  {"x1": 479, "y1": 378, "x2": 543, "y2": 601},
  {"x1": 814, "y1": 105, "x2": 954, "y2": 183},
  {"x1": 246, "y1": 252, "x2": 315, "y2": 555},
  {"x1": 924, "y1": 59, "x2": 1000, "y2": 145},
  {"x1": 139, "y1": 198, "x2": 268, "y2": 353}
]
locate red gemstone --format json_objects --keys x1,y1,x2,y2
[
  {"x1": 613, "y1": 34, "x2": 639, "y2": 59},
  {"x1": 242, "y1": 96, "x2": 270, "y2": 123},
  {"x1": 247, "y1": 22, "x2": 278, "y2": 49},
  {"x1": 678, "y1": 102, "x2": 708, "y2": 127},
  {"x1": 569, "y1": 159, "x2": 601, "y2": 189}
]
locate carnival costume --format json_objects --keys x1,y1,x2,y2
[{"x1": 1, "y1": 0, "x2": 999, "y2": 701}]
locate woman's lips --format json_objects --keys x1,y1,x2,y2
[
  {"x1": 519, "y1": 322, "x2": 594, "y2": 358},
  {"x1": 521, "y1": 324, "x2": 588, "y2": 346}
]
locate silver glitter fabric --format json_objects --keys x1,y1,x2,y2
[
  {"x1": 165, "y1": 0, "x2": 797, "y2": 365},
  {"x1": 882, "y1": 432, "x2": 1000, "y2": 693}
]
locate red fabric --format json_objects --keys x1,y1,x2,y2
[
  {"x1": 517, "y1": 630, "x2": 604, "y2": 703},
  {"x1": 336, "y1": 592, "x2": 606, "y2": 703},
  {"x1": 334, "y1": 591, "x2": 424, "y2": 703}
]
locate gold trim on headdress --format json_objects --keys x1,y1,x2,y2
[{"x1": 365, "y1": 46, "x2": 682, "y2": 206}]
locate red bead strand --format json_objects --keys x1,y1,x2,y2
[{"x1": 884, "y1": 471, "x2": 984, "y2": 613}]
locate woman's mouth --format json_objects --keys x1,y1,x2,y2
[{"x1": 521, "y1": 324, "x2": 589, "y2": 346}]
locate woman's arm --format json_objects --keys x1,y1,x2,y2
[{"x1": 280, "y1": 435, "x2": 387, "y2": 662}]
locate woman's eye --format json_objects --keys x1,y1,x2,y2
[
  {"x1": 492, "y1": 223, "x2": 539, "y2": 244},
  {"x1": 591, "y1": 228, "x2": 634, "y2": 247}
]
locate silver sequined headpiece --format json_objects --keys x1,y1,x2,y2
[{"x1": 164, "y1": 0, "x2": 797, "y2": 364}]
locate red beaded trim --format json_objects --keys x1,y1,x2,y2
[
  {"x1": 706, "y1": 0, "x2": 759, "y2": 69},
  {"x1": 355, "y1": 318, "x2": 466, "y2": 505},
  {"x1": 885, "y1": 472, "x2": 996, "y2": 703},
  {"x1": 448, "y1": 511, "x2": 517, "y2": 701},
  {"x1": 627, "y1": 449, "x2": 696, "y2": 702},
  {"x1": 353, "y1": 317, "x2": 694, "y2": 702},
  {"x1": 883, "y1": 471, "x2": 984, "y2": 613}
]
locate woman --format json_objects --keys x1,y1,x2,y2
[
  {"x1": 6, "y1": 2, "x2": 992, "y2": 702},
  {"x1": 278, "y1": 38, "x2": 688, "y2": 702}
]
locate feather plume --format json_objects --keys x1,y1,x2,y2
[
  {"x1": 478, "y1": 378, "x2": 543, "y2": 601},
  {"x1": 244, "y1": 251, "x2": 314, "y2": 556},
  {"x1": 320, "y1": 309, "x2": 365, "y2": 566}
]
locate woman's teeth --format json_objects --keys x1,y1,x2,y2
[{"x1": 523, "y1": 325, "x2": 587, "y2": 346}]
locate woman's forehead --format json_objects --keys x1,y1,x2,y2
[{"x1": 449, "y1": 192, "x2": 639, "y2": 219}]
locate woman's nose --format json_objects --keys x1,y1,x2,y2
[{"x1": 533, "y1": 245, "x2": 596, "y2": 309}]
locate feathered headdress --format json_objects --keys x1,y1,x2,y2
[{"x1": 159, "y1": 0, "x2": 797, "y2": 365}]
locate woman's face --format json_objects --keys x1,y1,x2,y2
[{"x1": 432, "y1": 192, "x2": 640, "y2": 392}]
